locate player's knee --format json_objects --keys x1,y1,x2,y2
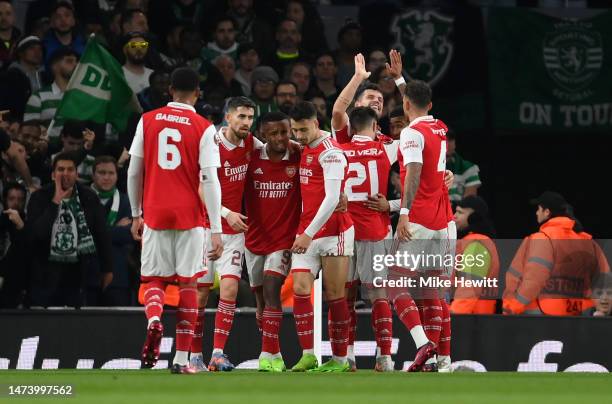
[
  {"x1": 219, "y1": 278, "x2": 239, "y2": 300},
  {"x1": 293, "y1": 277, "x2": 312, "y2": 295},
  {"x1": 196, "y1": 287, "x2": 209, "y2": 307}
]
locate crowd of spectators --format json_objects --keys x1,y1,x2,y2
[{"x1": 0, "y1": 0, "x2": 609, "y2": 315}]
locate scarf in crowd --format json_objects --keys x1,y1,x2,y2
[
  {"x1": 91, "y1": 184, "x2": 120, "y2": 226},
  {"x1": 49, "y1": 186, "x2": 96, "y2": 263}
]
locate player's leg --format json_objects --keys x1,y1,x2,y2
[
  {"x1": 345, "y1": 251, "x2": 360, "y2": 371},
  {"x1": 139, "y1": 225, "x2": 174, "y2": 369},
  {"x1": 290, "y1": 246, "x2": 320, "y2": 372},
  {"x1": 190, "y1": 229, "x2": 214, "y2": 372},
  {"x1": 437, "y1": 221, "x2": 457, "y2": 372},
  {"x1": 209, "y1": 233, "x2": 244, "y2": 371},
  {"x1": 171, "y1": 226, "x2": 205, "y2": 374},
  {"x1": 259, "y1": 250, "x2": 290, "y2": 372}
]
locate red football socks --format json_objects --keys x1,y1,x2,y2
[
  {"x1": 213, "y1": 299, "x2": 236, "y2": 351},
  {"x1": 261, "y1": 307, "x2": 283, "y2": 354},
  {"x1": 293, "y1": 293, "x2": 314, "y2": 350}
]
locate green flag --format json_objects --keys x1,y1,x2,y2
[{"x1": 55, "y1": 35, "x2": 140, "y2": 132}]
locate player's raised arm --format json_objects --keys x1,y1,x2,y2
[
  {"x1": 127, "y1": 117, "x2": 145, "y2": 241},
  {"x1": 386, "y1": 49, "x2": 407, "y2": 96},
  {"x1": 331, "y1": 53, "x2": 371, "y2": 132}
]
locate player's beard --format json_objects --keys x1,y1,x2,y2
[{"x1": 230, "y1": 125, "x2": 250, "y2": 140}]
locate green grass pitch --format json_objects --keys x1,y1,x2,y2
[{"x1": 1, "y1": 370, "x2": 610, "y2": 403}]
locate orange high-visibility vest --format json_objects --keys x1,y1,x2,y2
[
  {"x1": 450, "y1": 233, "x2": 499, "y2": 314},
  {"x1": 503, "y1": 217, "x2": 610, "y2": 316}
]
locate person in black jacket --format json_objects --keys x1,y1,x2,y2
[{"x1": 26, "y1": 152, "x2": 113, "y2": 307}]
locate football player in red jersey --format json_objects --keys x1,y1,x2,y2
[
  {"x1": 395, "y1": 79, "x2": 457, "y2": 372},
  {"x1": 243, "y1": 111, "x2": 301, "y2": 372},
  {"x1": 193, "y1": 96, "x2": 263, "y2": 372},
  {"x1": 289, "y1": 101, "x2": 354, "y2": 373},
  {"x1": 127, "y1": 67, "x2": 223, "y2": 374}
]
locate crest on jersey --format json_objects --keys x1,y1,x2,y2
[
  {"x1": 306, "y1": 155, "x2": 313, "y2": 165},
  {"x1": 391, "y1": 10, "x2": 454, "y2": 86},
  {"x1": 286, "y1": 166, "x2": 296, "y2": 178},
  {"x1": 543, "y1": 22, "x2": 602, "y2": 99}
]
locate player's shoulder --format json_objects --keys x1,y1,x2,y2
[{"x1": 399, "y1": 126, "x2": 424, "y2": 140}]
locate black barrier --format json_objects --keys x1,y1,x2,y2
[{"x1": 0, "y1": 310, "x2": 610, "y2": 372}]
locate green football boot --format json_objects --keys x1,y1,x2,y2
[
  {"x1": 258, "y1": 357, "x2": 273, "y2": 372},
  {"x1": 291, "y1": 353, "x2": 318, "y2": 372},
  {"x1": 308, "y1": 359, "x2": 350, "y2": 373},
  {"x1": 270, "y1": 357, "x2": 287, "y2": 372}
]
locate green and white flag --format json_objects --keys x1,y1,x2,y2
[{"x1": 54, "y1": 35, "x2": 141, "y2": 132}]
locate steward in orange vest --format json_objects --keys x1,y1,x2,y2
[
  {"x1": 450, "y1": 196, "x2": 499, "y2": 314},
  {"x1": 503, "y1": 192, "x2": 609, "y2": 316}
]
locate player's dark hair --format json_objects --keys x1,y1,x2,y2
[
  {"x1": 349, "y1": 106, "x2": 377, "y2": 133},
  {"x1": 170, "y1": 67, "x2": 200, "y2": 92},
  {"x1": 355, "y1": 82, "x2": 382, "y2": 101},
  {"x1": 226, "y1": 96, "x2": 256, "y2": 112},
  {"x1": 389, "y1": 105, "x2": 405, "y2": 119},
  {"x1": 404, "y1": 80, "x2": 432, "y2": 109},
  {"x1": 61, "y1": 120, "x2": 85, "y2": 139},
  {"x1": 289, "y1": 101, "x2": 317, "y2": 121},
  {"x1": 93, "y1": 155, "x2": 118, "y2": 173},
  {"x1": 260, "y1": 111, "x2": 290, "y2": 125},
  {"x1": 52, "y1": 151, "x2": 79, "y2": 170}
]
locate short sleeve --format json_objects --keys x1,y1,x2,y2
[
  {"x1": 383, "y1": 140, "x2": 400, "y2": 164},
  {"x1": 399, "y1": 128, "x2": 424, "y2": 166},
  {"x1": 319, "y1": 148, "x2": 347, "y2": 180},
  {"x1": 128, "y1": 117, "x2": 144, "y2": 158},
  {"x1": 331, "y1": 122, "x2": 351, "y2": 144},
  {"x1": 199, "y1": 124, "x2": 221, "y2": 169}
]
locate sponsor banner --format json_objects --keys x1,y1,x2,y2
[
  {"x1": 487, "y1": 8, "x2": 612, "y2": 133},
  {"x1": 0, "y1": 310, "x2": 609, "y2": 372}
]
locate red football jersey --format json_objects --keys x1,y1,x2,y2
[
  {"x1": 342, "y1": 135, "x2": 398, "y2": 241},
  {"x1": 202, "y1": 128, "x2": 258, "y2": 234},
  {"x1": 298, "y1": 133, "x2": 353, "y2": 239},
  {"x1": 398, "y1": 115, "x2": 453, "y2": 231},
  {"x1": 130, "y1": 102, "x2": 218, "y2": 230},
  {"x1": 245, "y1": 147, "x2": 301, "y2": 255}
]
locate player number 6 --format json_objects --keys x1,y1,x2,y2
[{"x1": 158, "y1": 128, "x2": 182, "y2": 170}]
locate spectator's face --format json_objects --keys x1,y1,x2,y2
[
  {"x1": 355, "y1": 89, "x2": 384, "y2": 117},
  {"x1": 0, "y1": 1, "x2": 15, "y2": 30},
  {"x1": 367, "y1": 50, "x2": 386, "y2": 72},
  {"x1": 276, "y1": 20, "x2": 301, "y2": 50},
  {"x1": 61, "y1": 134, "x2": 83, "y2": 152},
  {"x1": 261, "y1": 120, "x2": 290, "y2": 154},
  {"x1": 53, "y1": 160, "x2": 78, "y2": 190},
  {"x1": 275, "y1": 84, "x2": 297, "y2": 113},
  {"x1": 123, "y1": 12, "x2": 148, "y2": 34},
  {"x1": 290, "y1": 118, "x2": 318, "y2": 145},
  {"x1": 93, "y1": 162, "x2": 118, "y2": 192},
  {"x1": 454, "y1": 206, "x2": 473, "y2": 232},
  {"x1": 226, "y1": 106, "x2": 254, "y2": 140},
  {"x1": 253, "y1": 79, "x2": 275, "y2": 101},
  {"x1": 314, "y1": 56, "x2": 336, "y2": 81},
  {"x1": 228, "y1": 0, "x2": 252, "y2": 17},
  {"x1": 151, "y1": 73, "x2": 170, "y2": 99},
  {"x1": 215, "y1": 21, "x2": 236, "y2": 50},
  {"x1": 286, "y1": 1, "x2": 304, "y2": 27},
  {"x1": 19, "y1": 124, "x2": 42, "y2": 153},
  {"x1": 290, "y1": 65, "x2": 310, "y2": 95},
  {"x1": 389, "y1": 116, "x2": 406, "y2": 140},
  {"x1": 239, "y1": 49, "x2": 259, "y2": 71},
  {"x1": 340, "y1": 28, "x2": 362, "y2": 52},
  {"x1": 310, "y1": 96, "x2": 327, "y2": 118},
  {"x1": 181, "y1": 31, "x2": 203, "y2": 59},
  {"x1": 215, "y1": 56, "x2": 236, "y2": 84},
  {"x1": 51, "y1": 6, "x2": 75, "y2": 35},
  {"x1": 5, "y1": 188, "x2": 26, "y2": 211},
  {"x1": 124, "y1": 37, "x2": 148, "y2": 64},
  {"x1": 446, "y1": 138, "x2": 456, "y2": 157},
  {"x1": 593, "y1": 287, "x2": 612, "y2": 316},
  {"x1": 22, "y1": 44, "x2": 44, "y2": 66},
  {"x1": 56, "y1": 55, "x2": 78, "y2": 80},
  {"x1": 536, "y1": 206, "x2": 550, "y2": 224}
]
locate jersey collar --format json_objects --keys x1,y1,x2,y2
[
  {"x1": 352, "y1": 134, "x2": 375, "y2": 142},
  {"x1": 219, "y1": 126, "x2": 245, "y2": 150},
  {"x1": 166, "y1": 102, "x2": 196, "y2": 112},
  {"x1": 408, "y1": 115, "x2": 434, "y2": 128}
]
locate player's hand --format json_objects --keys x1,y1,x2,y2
[
  {"x1": 131, "y1": 216, "x2": 144, "y2": 241},
  {"x1": 364, "y1": 193, "x2": 390, "y2": 212},
  {"x1": 444, "y1": 170, "x2": 454, "y2": 188},
  {"x1": 115, "y1": 217, "x2": 132, "y2": 227},
  {"x1": 386, "y1": 49, "x2": 403, "y2": 79},
  {"x1": 3, "y1": 209, "x2": 24, "y2": 230},
  {"x1": 396, "y1": 214, "x2": 412, "y2": 241},
  {"x1": 52, "y1": 175, "x2": 73, "y2": 204},
  {"x1": 226, "y1": 211, "x2": 248, "y2": 233},
  {"x1": 334, "y1": 192, "x2": 348, "y2": 212},
  {"x1": 354, "y1": 53, "x2": 371, "y2": 81},
  {"x1": 208, "y1": 232, "x2": 223, "y2": 260},
  {"x1": 291, "y1": 233, "x2": 312, "y2": 254},
  {"x1": 83, "y1": 128, "x2": 95, "y2": 150}
]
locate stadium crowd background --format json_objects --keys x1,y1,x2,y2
[{"x1": 0, "y1": 0, "x2": 610, "y2": 313}]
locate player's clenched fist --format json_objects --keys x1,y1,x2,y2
[
  {"x1": 208, "y1": 233, "x2": 223, "y2": 260},
  {"x1": 131, "y1": 216, "x2": 144, "y2": 241},
  {"x1": 291, "y1": 233, "x2": 312, "y2": 254}
]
